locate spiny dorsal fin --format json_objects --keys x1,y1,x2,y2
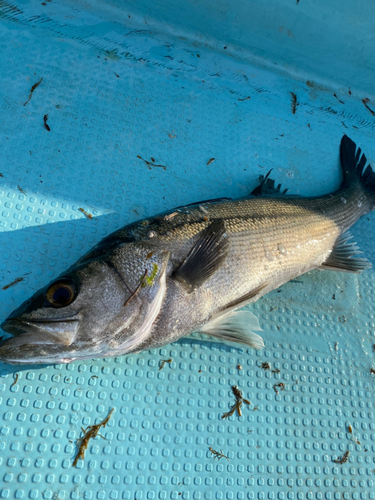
[
  {"x1": 251, "y1": 170, "x2": 288, "y2": 196},
  {"x1": 319, "y1": 231, "x2": 371, "y2": 273},
  {"x1": 172, "y1": 219, "x2": 229, "y2": 292}
]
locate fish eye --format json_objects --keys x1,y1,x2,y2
[{"x1": 45, "y1": 280, "x2": 76, "y2": 307}]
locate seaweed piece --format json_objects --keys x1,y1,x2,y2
[
  {"x1": 2, "y1": 277, "x2": 24, "y2": 290},
  {"x1": 43, "y1": 114, "x2": 51, "y2": 131},
  {"x1": 333, "y1": 450, "x2": 349, "y2": 464},
  {"x1": 222, "y1": 385, "x2": 250, "y2": 419},
  {"x1": 142, "y1": 263, "x2": 159, "y2": 287},
  {"x1": 23, "y1": 78, "x2": 43, "y2": 106},
  {"x1": 209, "y1": 447, "x2": 229, "y2": 461},
  {"x1": 10, "y1": 373, "x2": 19, "y2": 389},
  {"x1": 206, "y1": 158, "x2": 215, "y2": 166},
  {"x1": 78, "y1": 208, "x2": 93, "y2": 219},
  {"x1": 124, "y1": 269, "x2": 148, "y2": 306},
  {"x1": 260, "y1": 362, "x2": 270, "y2": 370},
  {"x1": 290, "y1": 92, "x2": 298, "y2": 114},
  {"x1": 159, "y1": 358, "x2": 172, "y2": 371},
  {"x1": 73, "y1": 409, "x2": 114, "y2": 467},
  {"x1": 137, "y1": 155, "x2": 167, "y2": 170},
  {"x1": 273, "y1": 382, "x2": 285, "y2": 394},
  {"x1": 362, "y1": 98, "x2": 375, "y2": 116}
]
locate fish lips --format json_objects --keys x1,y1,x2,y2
[{"x1": 0, "y1": 316, "x2": 81, "y2": 364}]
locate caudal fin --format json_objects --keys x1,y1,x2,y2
[{"x1": 340, "y1": 135, "x2": 375, "y2": 208}]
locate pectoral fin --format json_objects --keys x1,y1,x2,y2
[
  {"x1": 319, "y1": 232, "x2": 371, "y2": 273},
  {"x1": 172, "y1": 219, "x2": 229, "y2": 292}
]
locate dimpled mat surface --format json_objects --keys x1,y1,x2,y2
[{"x1": 0, "y1": 1, "x2": 375, "y2": 499}]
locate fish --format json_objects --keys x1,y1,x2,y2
[{"x1": 0, "y1": 135, "x2": 374, "y2": 364}]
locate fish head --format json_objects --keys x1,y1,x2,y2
[{"x1": 0, "y1": 244, "x2": 170, "y2": 364}]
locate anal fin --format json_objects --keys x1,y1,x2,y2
[{"x1": 319, "y1": 231, "x2": 371, "y2": 273}]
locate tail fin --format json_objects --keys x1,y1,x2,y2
[{"x1": 340, "y1": 135, "x2": 375, "y2": 208}]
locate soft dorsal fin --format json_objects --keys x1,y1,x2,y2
[
  {"x1": 319, "y1": 231, "x2": 371, "y2": 273},
  {"x1": 172, "y1": 219, "x2": 229, "y2": 292}
]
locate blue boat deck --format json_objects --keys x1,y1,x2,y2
[{"x1": 0, "y1": 1, "x2": 374, "y2": 499}]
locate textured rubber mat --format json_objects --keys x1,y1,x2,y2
[{"x1": 0, "y1": 1, "x2": 375, "y2": 499}]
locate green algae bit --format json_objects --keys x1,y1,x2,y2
[{"x1": 142, "y1": 263, "x2": 159, "y2": 287}]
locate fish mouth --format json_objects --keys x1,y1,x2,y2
[
  {"x1": 0, "y1": 315, "x2": 81, "y2": 364},
  {"x1": 1, "y1": 319, "x2": 28, "y2": 336},
  {"x1": 1, "y1": 315, "x2": 79, "y2": 338}
]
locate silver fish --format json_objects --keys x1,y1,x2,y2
[{"x1": 1, "y1": 135, "x2": 374, "y2": 364}]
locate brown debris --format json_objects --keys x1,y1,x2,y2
[
  {"x1": 2, "y1": 277, "x2": 25, "y2": 290},
  {"x1": 222, "y1": 385, "x2": 250, "y2": 419},
  {"x1": 209, "y1": 447, "x2": 229, "y2": 461},
  {"x1": 78, "y1": 208, "x2": 93, "y2": 219},
  {"x1": 23, "y1": 78, "x2": 43, "y2": 106},
  {"x1": 370, "y1": 368, "x2": 375, "y2": 375},
  {"x1": 124, "y1": 269, "x2": 148, "y2": 307},
  {"x1": 159, "y1": 358, "x2": 172, "y2": 371},
  {"x1": 273, "y1": 382, "x2": 285, "y2": 394},
  {"x1": 43, "y1": 114, "x2": 51, "y2": 131},
  {"x1": 137, "y1": 155, "x2": 167, "y2": 171},
  {"x1": 73, "y1": 409, "x2": 114, "y2": 467},
  {"x1": 333, "y1": 94, "x2": 344, "y2": 104},
  {"x1": 18, "y1": 186, "x2": 26, "y2": 195},
  {"x1": 10, "y1": 373, "x2": 19, "y2": 389},
  {"x1": 362, "y1": 98, "x2": 375, "y2": 116},
  {"x1": 333, "y1": 450, "x2": 349, "y2": 464},
  {"x1": 206, "y1": 158, "x2": 215, "y2": 166},
  {"x1": 290, "y1": 92, "x2": 298, "y2": 114},
  {"x1": 238, "y1": 96, "x2": 250, "y2": 102}
]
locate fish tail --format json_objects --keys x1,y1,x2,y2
[{"x1": 340, "y1": 135, "x2": 375, "y2": 209}]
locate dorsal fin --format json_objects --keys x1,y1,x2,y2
[{"x1": 250, "y1": 170, "x2": 289, "y2": 196}]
